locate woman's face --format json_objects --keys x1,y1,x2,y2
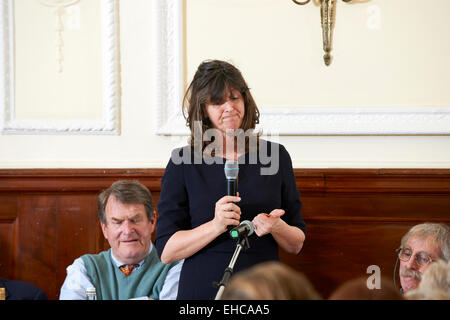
[{"x1": 205, "y1": 88, "x2": 245, "y2": 134}]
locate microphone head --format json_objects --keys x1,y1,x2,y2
[
  {"x1": 229, "y1": 220, "x2": 255, "y2": 239},
  {"x1": 224, "y1": 160, "x2": 239, "y2": 180},
  {"x1": 241, "y1": 220, "x2": 254, "y2": 236}
]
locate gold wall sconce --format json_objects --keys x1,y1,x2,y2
[{"x1": 292, "y1": 0, "x2": 354, "y2": 66}]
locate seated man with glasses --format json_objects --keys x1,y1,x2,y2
[{"x1": 396, "y1": 222, "x2": 450, "y2": 295}]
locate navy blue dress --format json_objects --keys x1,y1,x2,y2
[{"x1": 155, "y1": 141, "x2": 305, "y2": 300}]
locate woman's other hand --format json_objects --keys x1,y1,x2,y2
[{"x1": 252, "y1": 209, "x2": 285, "y2": 237}]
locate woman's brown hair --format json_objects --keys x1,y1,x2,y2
[{"x1": 183, "y1": 60, "x2": 260, "y2": 153}]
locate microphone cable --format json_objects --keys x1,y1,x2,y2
[{"x1": 393, "y1": 255, "x2": 401, "y2": 293}]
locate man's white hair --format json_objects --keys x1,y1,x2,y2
[{"x1": 401, "y1": 223, "x2": 450, "y2": 262}]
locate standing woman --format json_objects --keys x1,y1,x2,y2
[{"x1": 155, "y1": 60, "x2": 306, "y2": 300}]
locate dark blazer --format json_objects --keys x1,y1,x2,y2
[{"x1": 0, "y1": 278, "x2": 47, "y2": 300}]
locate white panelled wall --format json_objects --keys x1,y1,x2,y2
[{"x1": 0, "y1": 0, "x2": 449, "y2": 168}]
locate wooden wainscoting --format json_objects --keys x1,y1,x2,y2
[{"x1": 0, "y1": 168, "x2": 449, "y2": 299}]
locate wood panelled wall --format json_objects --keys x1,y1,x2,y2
[{"x1": 0, "y1": 169, "x2": 449, "y2": 299}]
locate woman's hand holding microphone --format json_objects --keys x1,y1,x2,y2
[{"x1": 212, "y1": 195, "x2": 241, "y2": 234}]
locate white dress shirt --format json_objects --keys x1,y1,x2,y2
[{"x1": 59, "y1": 243, "x2": 182, "y2": 300}]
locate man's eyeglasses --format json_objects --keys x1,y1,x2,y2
[{"x1": 396, "y1": 247, "x2": 435, "y2": 267}]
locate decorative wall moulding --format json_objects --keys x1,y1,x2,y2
[
  {"x1": 0, "y1": 0, "x2": 120, "y2": 135},
  {"x1": 153, "y1": 0, "x2": 450, "y2": 136},
  {"x1": 153, "y1": 0, "x2": 185, "y2": 136}
]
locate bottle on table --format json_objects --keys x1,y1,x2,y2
[{"x1": 86, "y1": 287, "x2": 97, "y2": 300}]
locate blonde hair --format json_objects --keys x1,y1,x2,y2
[
  {"x1": 416, "y1": 260, "x2": 450, "y2": 296},
  {"x1": 404, "y1": 260, "x2": 450, "y2": 300},
  {"x1": 220, "y1": 261, "x2": 322, "y2": 300},
  {"x1": 405, "y1": 288, "x2": 449, "y2": 300}
]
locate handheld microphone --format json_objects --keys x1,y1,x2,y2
[
  {"x1": 224, "y1": 160, "x2": 239, "y2": 196},
  {"x1": 224, "y1": 160, "x2": 239, "y2": 232},
  {"x1": 229, "y1": 220, "x2": 254, "y2": 239}
]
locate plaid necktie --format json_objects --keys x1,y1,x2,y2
[{"x1": 119, "y1": 264, "x2": 139, "y2": 277}]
